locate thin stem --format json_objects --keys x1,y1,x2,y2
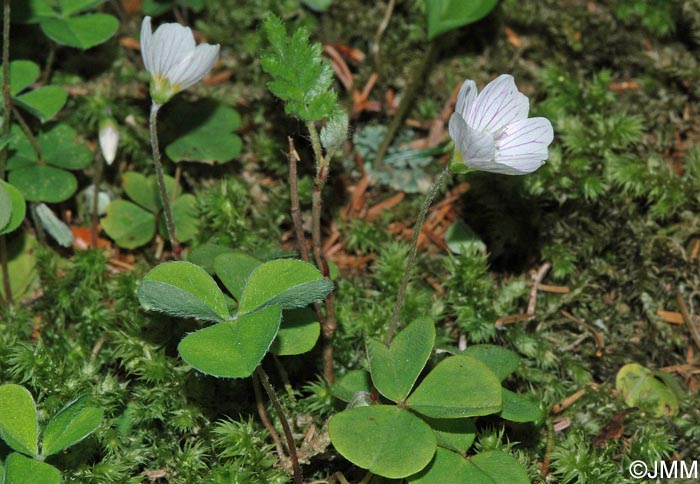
[
  {"x1": 371, "y1": 0, "x2": 396, "y2": 73},
  {"x1": 1, "y1": 0, "x2": 13, "y2": 307},
  {"x1": 255, "y1": 366, "x2": 303, "y2": 484},
  {"x1": 372, "y1": 39, "x2": 438, "y2": 170},
  {"x1": 252, "y1": 371, "x2": 286, "y2": 459},
  {"x1": 385, "y1": 166, "x2": 451, "y2": 345},
  {"x1": 40, "y1": 42, "x2": 56, "y2": 84},
  {"x1": 0, "y1": 236, "x2": 10, "y2": 306},
  {"x1": 90, "y1": 152, "x2": 103, "y2": 248},
  {"x1": 149, "y1": 102, "x2": 181, "y2": 258},
  {"x1": 306, "y1": 121, "x2": 337, "y2": 383},
  {"x1": 288, "y1": 137, "x2": 310, "y2": 262},
  {"x1": 272, "y1": 354, "x2": 296, "y2": 402},
  {"x1": 0, "y1": 0, "x2": 11, "y2": 178},
  {"x1": 12, "y1": 106, "x2": 42, "y2": 160}
]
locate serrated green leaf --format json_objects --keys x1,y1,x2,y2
[
  {"x1": 139, "y1": 261, "x2": 230, "y2": 322},
  {"x1": 178, "y1": 305, "x2": 282, "y2": 378},
  {"x1": 4, "y1": 453, "x2": 61, "y2": 484},
  {"x1": 213, "y1": 252, "x2": 262, "y2": 300},
  {"x1": 238, "y1": 259, "x2": 333, "y2": 315},
  {"x1": 8, "y1": 165, "x2": 77, "y2": 203},
  {"x1": 271, "y1": 308, "x2": 321, "y2": 356},
  {"x1": 407, "y1": 355, "x2": 502, "y2": 418},
  {"x1": 40, "y1": 13, "x2": 118, "y2": 49},
  {"x1": 41, "y1": 396, "x2": 103, "y2": 457},
  {"x1": 35, "y1": 203, "x2": 73, "y2": 247},
  {"x1": 15, "y1": 86, "x2": 67, "y2": 122},
  {"x1": 261, "y1": 15, "x2": 337, "y2": 122},
  {"x1": 101, "y1": 200, "x2": 156, "y2": 249},
  {"x1": 329, "y1": 405, "x2": 437, "y2": 479},
  {"x1": 426, "y1": 0, "x2": 498, "y2": 40},
  {"x1": 0, "y1": 385, "x2": 38, "y2": 457},
  {"x1": 367, "y1": 317, "x2": 435, "y2": 402},
  {"x1": 462, "y1": 344, "x2": 521, "y2": 382},
  {"x1": 163, "y1": 100, "x2": 242, "y2": 164}
]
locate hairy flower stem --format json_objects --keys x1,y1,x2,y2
[
  {"x1": 149, "y1": 102, "x2": 181, "y2": 258},
  {"x1": 372, "y1": 39, "x2": 438, "y2": 170},
  {"x1": 385, "y1": 166, "x2": 451, "y2": 345},
  {"x1": 1, "y1": 0, "x2": 12, "y2": 306},
  {"x1": 307, "y1": 122, "x2": 337, "y2": 382},
  {"x1": 255, "y1": 366, "x2": 303, "y2": 484}
]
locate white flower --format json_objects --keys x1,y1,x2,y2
[
  {"x1": 448, "y1": 74, "x2": 553, "y2": 175},
  {"x1": 140, "y1": 16, "x2": 220, "y2": 105},
  {"x1": 98, "y1": 117, "x2": 119, "y2": 165}
]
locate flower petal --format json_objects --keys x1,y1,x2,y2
[
  {"x1": 151, "y1": 23, "x2": 196, "y2": 79},
  {"x1": 449, "y1": 113, "x2": 496, "y2": 167},
  {"x1": 468, "y1": 74, "x2": 529, "y2": 133},
  {"x1": 167, "y1": 43, "x2": 220, "y2": 90},
  {"x1": 455, "y1": 80, "x2": 477, "y2": 121},
  {"x1": 493, "y1": 117, "x2": 553, "y2": 174},
  {"x1": 140, "y1": 17, "x2": 153, "y2": 74}
]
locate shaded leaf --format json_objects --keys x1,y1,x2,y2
[
  {"x1": 329, "y1": 405, "x2": 437, "y2": 478},
  {"x1": 407, "y1": 355, "x2": 502, "y2": 418},
  {"x1": 139, "y1": 261, "x2": 230, "y2": 322},
  {"x1": 426, "y1": 0, "x2": 498, "y2": 40},
  {"x1": 41, "y1": 396, "x2": 103, "y2": 457},
  {"x1": 214, "y1": 252, "x2": 262, "y2": 300},
  {"x1": 101, "y1": 200, "x2": 156, "y2": 249},
  {"x1": 367, "y1": 317, "x2": 435, "y2": 402},
  {"x1": 238, "y1": 259, "x2": 333, "y2": 315},
  {"x1": 0, "y1": 384, "x2": 38, "y2": 457},
  {"x1": 271, "y1": 308, "x2": 321, "y2": 356},
  {"x1": 0, "y1": 181, "x2": 25, "y2": 235},
  {"x1": 4, "y1": 453, "x2": 61, "y2": 484},
  {"x1": 462, "y1": 344, "x2": 520, "y2": 382},
  {"x1": 8, "y1": 165, "x2": 77, "y2": 203},
  {"x1": 40, "y1": 13, "x2": 118, "y2": 49},
  {"x1": 15, "y1": 86, "x2": 67, "y2": 122},
  {"x1": 178, "y1": 305, "x2": 282, "y2": 378},
  {"x1": 164, "y1": 100, "x2": 242, "y2": 164}
]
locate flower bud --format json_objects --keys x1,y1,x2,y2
[{"x1": 99, "y1": 117, "x2": 119, "y2": 165}]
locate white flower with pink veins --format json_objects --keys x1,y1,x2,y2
[
  {"x1": 140, "y1": 16, "x2": 220, "y2": 105},
  {"x1": 449, "y1": 74, "x2": 553, "y2": 175}
]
